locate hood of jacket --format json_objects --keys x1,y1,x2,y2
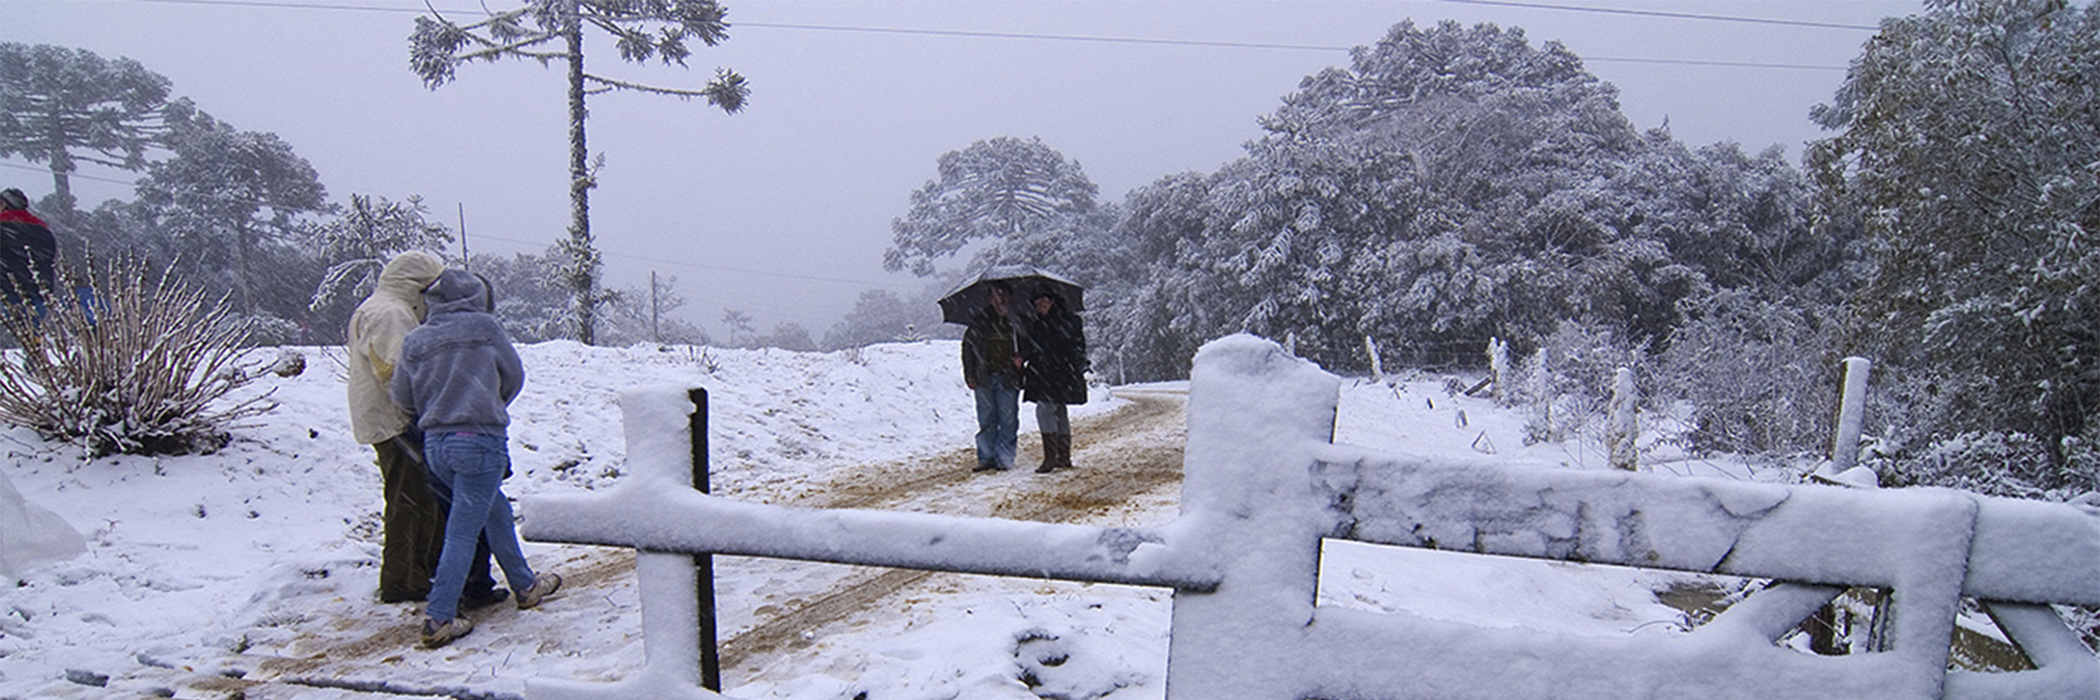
[
  {"x1": 377, "y1": 251, "x2": 444, "y2": 309},
  {"x1": 344, "y1": 251, "x2": 446, "y2": 444},
  {"x1": 423, "y1": 268, "x2": 492, "y2": 317}
]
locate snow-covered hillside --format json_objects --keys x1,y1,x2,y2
[{"x1": 0, "y1": 339, "x2": 1761, "y2": 699}]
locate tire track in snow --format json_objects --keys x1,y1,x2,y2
[
  {"x1": 719, "y1": 390, "x2": 1186, "y2": 671},
  {"x1": 204, "y1": 388, "x2": 1184, "y2": 698}
]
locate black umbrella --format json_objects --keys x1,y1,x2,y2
[{"x1": 937, "y1": 265, "x2": 1085, "y2": 325}]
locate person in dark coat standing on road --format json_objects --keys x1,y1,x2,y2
[
  {"x1": 0, "y1": 188, "x2": 57, "y2": 319},
  {"x1": 1023, "y1": 291, "x2": 1087, "y2": 473},
  {"x1": 962, "y1": 282, "x2": 1024, "y2": 473}
]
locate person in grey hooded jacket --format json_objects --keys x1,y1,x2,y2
[
  {"x1": 346, "y1": 251, "x2": 504, "y2": 608},
  {"x1": 389, "y1": 268, "x2": 560, "y2": 648}
]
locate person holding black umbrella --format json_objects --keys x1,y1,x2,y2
[
  {"x1": 962, "y1": 281, "x2": 1024, "y2": 472},
  {"x1": 1024, "y1": 290, "x2": 1087, "y2": 473}
]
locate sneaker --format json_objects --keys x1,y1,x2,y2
[
  {"x1": 972, "y1": 462, "x2": 1001, "y2": 473},
  {"x1": 420, "y1": 616, "x2": 473, "y2": 649},
  {"x1": 461, "y1": 587, "x2": 510, "y2": 611},
  {"x1": 516, "y1": 572, "x2": 563, "y2": 610}
]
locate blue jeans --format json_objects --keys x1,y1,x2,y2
[
  {"x1": 2, "y1": 285, "x2": 98, "y2": 326},
  {"x1": 423, "y1": 432, "x2": 536, "y2": 621},
  {"x1": 974, "y1": 373, "x2": 1020, "y2": 469}
]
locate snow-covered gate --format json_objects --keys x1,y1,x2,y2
[{"x1": 520, "y1": 335, "x2": 2100, "y2": 700}]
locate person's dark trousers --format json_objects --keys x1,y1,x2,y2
[
  {"x1": 380, "y1": 432, "x2": 500, "y2": 603},
  {"x1": 374, "y1": 437, "x2": 444, "y2": 602}
]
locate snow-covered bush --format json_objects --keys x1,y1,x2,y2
[
  {"x1": 1652, "y1": 291, "x2": 1840, "y2": 456},
  {"x1": 1877, "y1": 431, "x2": 2100, "y2": 500},
  {"x1": 236, "y1": 312, "x2": 304, "y2": 347},
  {"x1": 1513, "y1": 320, "x2": 1648, "y2": 445},
  {"x1": 0, "y1": 258, "x2": 274, "y2": 456}
]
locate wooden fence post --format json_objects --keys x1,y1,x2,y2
[
  {"x1": 1364, "y1": 335, "x2": 1384, "y2": 380},
  {"x1": 1487, "y1": 337, "x2": 1510, "y2": 405},
  {"x1": 1606, "y1": 366, "x2": 1638, "y2": 471},
  {"x1": 688, "y1": 388, "x2": 721, "y2": 692},
  {"x1": 1830, "y1": 357, "x2": 1873, "y2": 475}
]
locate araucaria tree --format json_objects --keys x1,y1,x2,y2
[
  {"x1": 1810, "y1": 0, "x2": 2100, "y2": 494},
  {"x1": 0, "y1": 42, "x2": 173, "y2": 210},
  {"x1": 409, "y1": 0, "x2": 750, "y2": 345},
  {"x1": 134, "y1": 100, "x2": 329, "y2": 319}
]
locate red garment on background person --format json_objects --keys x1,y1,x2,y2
[{"x1": 0, "y1": 205, "x2": 58, "y2": 310}]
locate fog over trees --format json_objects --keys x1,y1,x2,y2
[
  {"x1": 884, "y1": 1, "x2": 2100, "y2": 498},
  {"x1": 2, "y1": 0, "x2": 2094, "y2": 496}
]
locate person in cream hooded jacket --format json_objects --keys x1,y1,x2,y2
[{"x1": 346, "y1": 252, "x2": 498, "y2": 606}]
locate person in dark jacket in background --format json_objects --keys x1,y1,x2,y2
[
  {"x1": 962, "y1": 282, "x2": 1024, "y2": 473},
  {"x1": 390, "y1": 269, "x2": 561, "y2": 649},
  {"x1": 1023, "y1": 291, "x2": 1087, "y2": 473},
  {"x1": 0, "y1": 188, "x2": 57, "y2": 318}
]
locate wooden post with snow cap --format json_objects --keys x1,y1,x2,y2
[
  {"x1": 1164, "y1": 335, "x2": 1344, "y2": 700},
  {"x1": 1831, "y1": 357, "x2": 1872, "y2": 474},
  {"x1": 525, "y1": 387, "x2": 730, "y2": 700},
  {"x1": 1813, "y1": 357, "x2": 1876, "y2": 488}
]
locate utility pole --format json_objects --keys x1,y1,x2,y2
[{"x1": 458, "y1": 202, "x2": 471, "y2": 269}]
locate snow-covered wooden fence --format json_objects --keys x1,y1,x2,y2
[{"x1": 520, "y1": 335, "x2": 2100, "y2": 700}]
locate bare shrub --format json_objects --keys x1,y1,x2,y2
[{"x1": 0, "y1": 258, "x2": 275, "y2": 456}]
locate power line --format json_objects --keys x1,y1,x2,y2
[
  {"x1": 129, "y1": 0, "x2": 423, "y2": 13},
  {"x1": 1579, "y1": 55, "x2": 1843, "y2": 72},
  {"x1": 734, "y1": 21, "x2": 1345, "y2": 53},
  {"x1": 0, "y1": 160, "x2": 144, "y2": 187},
  {"x1": 108, "y1": 0, "x2": 1890, "y2": 33},
  {"x1": 374, "y1": 230, "x2": 925, "y2": 292},
  {"x1": 67, "y1": 0, "x2": 1873, "y2": 70},
  {"x1": 0, "y1": 161, "x2": 921, "y2": 294},
  {"x1": 1434, "y1": 0, "x2": 1882, "y2": 32}
]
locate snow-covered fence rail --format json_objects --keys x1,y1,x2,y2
[{"x1": 520, "y1": 335, "x2": 2100, "y2": 700}]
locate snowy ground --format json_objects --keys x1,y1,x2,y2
[{"x1": 0, "y1": 339, "x2": 1771, "y2": 699}]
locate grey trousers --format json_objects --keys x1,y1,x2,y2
[{"x1": 1035, "y1": 402, "x2": 1070, "y2": 434}]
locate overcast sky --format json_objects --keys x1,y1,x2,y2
[{"x1": 5, "y1": 0, "x2": 1921, "y2": 338}]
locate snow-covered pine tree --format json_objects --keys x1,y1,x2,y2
[
  {"x1": 307, "y1": 194, "x2": 455, "y2": 326},
  {"x1": 0, "y1": 43, "x2": 173, "y2": 210},
  {"x1": 883, "y1": 136, "x2": 1102, "y2": 277},
  {"x1": 410, "y1": 0, "x2": 749, "y2": 345},
  {"x1": 134, "y1": 100, "x2": 331, "y2": 326}
]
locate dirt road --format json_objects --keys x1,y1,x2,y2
[
  {"x1": 722, "y1": 387, "x2": 1188, "y2": 669},
  {"x1": 207, "y1": 388, "x2": 1188, "y2": 699}
]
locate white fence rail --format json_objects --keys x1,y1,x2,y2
[{"x1": 521, "y1": 335, "x2": 2100, "y2": 700}]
